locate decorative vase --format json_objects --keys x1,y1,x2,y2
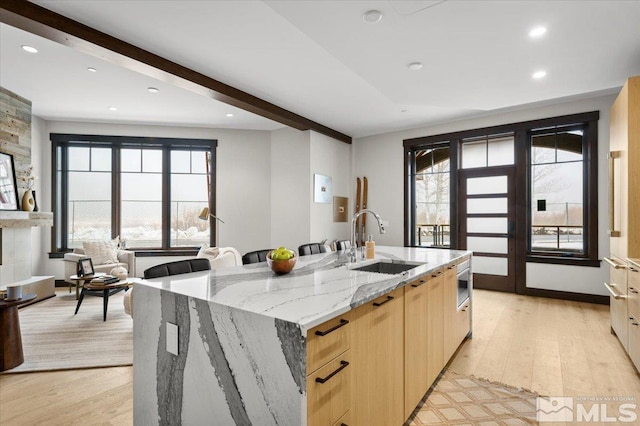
[
  {"x1": 32, "y1": 190, "x2": 38, "y2": 212},
  {"x1": 21, "y1": 190, "x2": 35, "y2": 212}
]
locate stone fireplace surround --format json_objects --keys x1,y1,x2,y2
[{"x1": 0, "y1": 211, "x2": 54, "y2": 304}]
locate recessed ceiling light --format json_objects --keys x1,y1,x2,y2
[
  {"x1": 147, "y1": 87, "x2": 159, "y2": 93},
  {"x1": 529, "y1": 26, "x2": 547, "y2": 38},
  {"x1": 226, "y1": 113, "x2": 234, "y2": 118},
  {"x1": 108, "y1": 106, "x2": 118, "y2": 111},
  {"x1": 408, "y1": 62, "x2": 423, "y2": 71},
  {"x1": 532, "y1": 70, "x2": 547, "y2": 79},
  {"x1": 363, "y1": 10, "x2": 382, "y2": 23},
  {"x1": 21, "y1": 45, "x2": 38, "y2": 53},
  {"x1": 87, "y1": 67, "x2": 97, "y2": 72}
]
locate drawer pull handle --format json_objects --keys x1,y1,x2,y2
[
  {"x1": 447, "y1": 264, "x2": 456, "y2": 270},
  {"x1": 411, "y1": 279, "x2": 426, "y2": 288},
  {"x1": 604, "y1": 282, "x2": 626, "y2": 299},
  {"x1": 603, "y1": 257, "x2": 627, "y2": 269},
  {"x1": 373, "y1": 295, "x2": 394, "y2": 306},
  {"x1": 630, "y1": 267, "x2": 639, "y2": 273},
  {"x1": 630, "y1": 287, "x2": 639, "y2": 294},
  {"x1": 315, "y1": 319, "x2": 349, "y2": 336},
  {"x1": 631, "y1": 318, "x2": 639, "y2": 326},
  {"x1": 432, "y1": 271, "x2": 443, "y2": 278},
  {"x1": 461, "y1": 305, "x2": 470, "y2": 311},
  {"x1": 315, "y1": 360, "x2": 349, "y2": 384}
]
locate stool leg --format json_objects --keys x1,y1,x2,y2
[
  {"x1": 103, "y1": 290, "x2": 109, "y2": 321},
  {"x1": 75, "y1": 289, "x2": 86, "y2": 315}
]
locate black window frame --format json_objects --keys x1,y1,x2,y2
[
  {"x1": 404, "y1": 111, "x2": 600, "y2": 267},
  {"x1": 50, "y1": 133, "x2": 217, "y2": 257}
]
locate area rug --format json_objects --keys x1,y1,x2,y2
[
  {"x1": 407, "y1": 370, "x2": 539, "y2": 425},
  {"x1": 2, "y1": 292, "x2": 132, "y2": 373}
]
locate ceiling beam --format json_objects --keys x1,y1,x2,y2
[{"x1": 0, "y1": 0, "x2": 352, "y2": 144}]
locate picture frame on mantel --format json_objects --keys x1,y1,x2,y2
[{"x1": 0, "y1": 152, "x2": 19, "y2": 210}]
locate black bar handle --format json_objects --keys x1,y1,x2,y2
[
  {"x1": 411, "y1": 279, "x2": 426, "y2": 288},
  {"x1": 315, "y1": 319, "x2": 349, "y2": 336},
  {"x1": 315, "y1": 360, "x2": 349, "y2": 384},
  {"x1": 373, "y1": 295, "x2": 394, "y2": 306},
  {"x1": 432, "y1": 271, "x2": 443, "y2": 277}
]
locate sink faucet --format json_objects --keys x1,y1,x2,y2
[{"x1": 350, "y1": 209, "x2": 385, "y2": 262}]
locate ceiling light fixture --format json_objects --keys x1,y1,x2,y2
[
  {"x1": 87, "y1": 67, "x2": 97, "y2": 72},
  {"x1": 532, "y1": 70, "x2": 547, "y2": 79},
  {"x1": 408, "y1": 62, "x2": 423, "y2": 71},
  {"x1": 529, "y1": 26, "x2": 547, "y2": 38},
  {"x1": 21, "y1": 45, "x2": 38, "y2": 53},
  {"x1": 226, "y1": 113, "x2": 234, "y2": 118},
  {"x1": 108, "y1": 106, "x2": 118, "y2": 111},
  {"x1": 147, "y1": 87, "x2": 159, "y2": 93},
  {"x1": 363, "y1": 10, "x2": 383, "y2": 23}
]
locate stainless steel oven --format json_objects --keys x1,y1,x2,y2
[{"x1": 457, "y1": 259, "x2": 470, "y2": 308}]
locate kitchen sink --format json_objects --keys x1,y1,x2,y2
[{"x1": 351, "y1": 261, "x2": 423, "y2": 275}]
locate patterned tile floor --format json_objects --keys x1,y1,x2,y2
[{"x1": 407, "y1": 370, "x2": 538, "y2": 425}]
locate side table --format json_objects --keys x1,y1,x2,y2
[
  {"x1": 69, "y1": 273, "x2": 105, "y2": 300},
  {"x1": 1, "y1": 293, "x2": 37, "y2": 372}
]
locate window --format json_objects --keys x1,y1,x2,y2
[
  {"x1": 51, "y1": 134, "x2": 216, "y2": 254},
  {"x1": 411, "y1": 144, "x2": 451, "y2": 247},
  {"x1": 528, "y1": 125, "x2": 595, "y2": 260}
]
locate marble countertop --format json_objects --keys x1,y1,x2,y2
[{"x1": 135, "y1": 246, "x2": 471, "y2": 331}]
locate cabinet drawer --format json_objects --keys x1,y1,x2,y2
[
  {"x1": 307, "y1": 312, "x2": 351, "y2": 375},
  {"x1": 629, "y1": 316, "x2": 640, "y2": 371},
  {"x1": 307, "y1": 350, "x2": 351, "y2": 426},
  {"x1": 454, "y1": 300, "x2": 471, "y2": 346},
  {"x1": 629, "y1": 263, "x2": 640, "y2": 318}
]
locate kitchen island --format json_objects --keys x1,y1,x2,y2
[{"x1": 133, "y1": 246, "x2": 472, "y2": 425}]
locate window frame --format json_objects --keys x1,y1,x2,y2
[
  {"x1": 50, "y1": 133, "x2": 217, "y2": 256},
  {"x1": 404, "y1": 111, "x2": 600, "y2": 267}
]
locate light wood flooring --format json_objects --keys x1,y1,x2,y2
[{"x1": 1, "y1": 289, "x2": 639, "y2": 425}]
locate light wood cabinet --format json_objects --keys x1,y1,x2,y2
[
  {"x1": 307, "y1": 350, "x2": 351, "y2": 426},
  {"x1": 404, "y1": 275, "x2": 429, "y2": 419},
  {"x1": 307, "y1": 313, "x2": 352, "y2": 426},
  {"x1": 628, "y1": 315, "x2": 640, "y2": 369},
  {"x1": 608, "y1": 75, "x2": 640, "y2": 362},
  {"x1": 426, "y1": 269, "x2": 444, "y2": 389},
  {"x1": 332, "y1": 410, "x2": 351, "y2": 426},
  {"x1": 351, "y1": 288, "x2": 404, "y2": 426},
  {"x1": 443, "y1": 263, "x2": 459, "y2": 361}
]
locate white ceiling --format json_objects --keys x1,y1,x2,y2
[{"x1": 2, "y1": 1, "x2": 640, "y2": 139}]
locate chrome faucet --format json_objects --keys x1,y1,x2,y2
[{"x1": 350, "y1": 209, "x2": 385, "y2": 262}]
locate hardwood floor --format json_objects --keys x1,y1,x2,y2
[{"x1": 1, "y1": 289, "x2": 638, "y2": 425}]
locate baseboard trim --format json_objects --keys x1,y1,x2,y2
[{"x1": 525, "y1": 287, "x2": 609, "y2": 305}]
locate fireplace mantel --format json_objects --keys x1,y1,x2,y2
[{"x1": 0, "y1": 211, "x2": 53, "y2": 228}]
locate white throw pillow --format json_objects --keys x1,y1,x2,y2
[
  {"x1": 83, "y1": 239, "x2": 119, "y2": 265},
  {"x1": 197, "y1": 244, "x2": 220, "y2": 263}
]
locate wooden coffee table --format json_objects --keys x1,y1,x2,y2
[
  {"x1": 69, "y1": 273, "x2": 105, "y2": 300},
  {"x1": 74, "y1": 281, "x2": 130, "y2": 321},
  {"x1": 1, "y1": 293, "x2": 37, "y2": 371}
]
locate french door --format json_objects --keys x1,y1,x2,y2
[{"x1": 458, "y1": 167, "x2": 516, "y2": 292}]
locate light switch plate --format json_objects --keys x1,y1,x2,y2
[{"x1": 166, "y1": 322, "x2": 178, "y2": 355}]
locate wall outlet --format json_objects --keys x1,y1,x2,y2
[{"x1": 166, "y1": 322, "x2": 178, "y2": 356}]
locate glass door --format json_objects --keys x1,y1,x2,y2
[{"x1": 459, "y1": 167, "x2": 516, "y2": 292}]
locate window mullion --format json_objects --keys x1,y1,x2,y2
[{"x1": 162, "y1": 147, "x2": 171, "y2": 250}]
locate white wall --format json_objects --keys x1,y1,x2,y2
[
  {"x1": 35, "y1": 120, "x2": 272, "y2": 279},
  {"x1": 353, "y1": 94, "x2": 617, "y2": 296},
  {"x1": 310, "y1": 132, "x2": 351, "y2": 244},
  {"x1": 270, "y1": 128, "x2": 311, "y2": 251}
]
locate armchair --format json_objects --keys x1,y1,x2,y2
[{"x1": 64, "y1": 248, "x2": 136, "y2": 288}]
